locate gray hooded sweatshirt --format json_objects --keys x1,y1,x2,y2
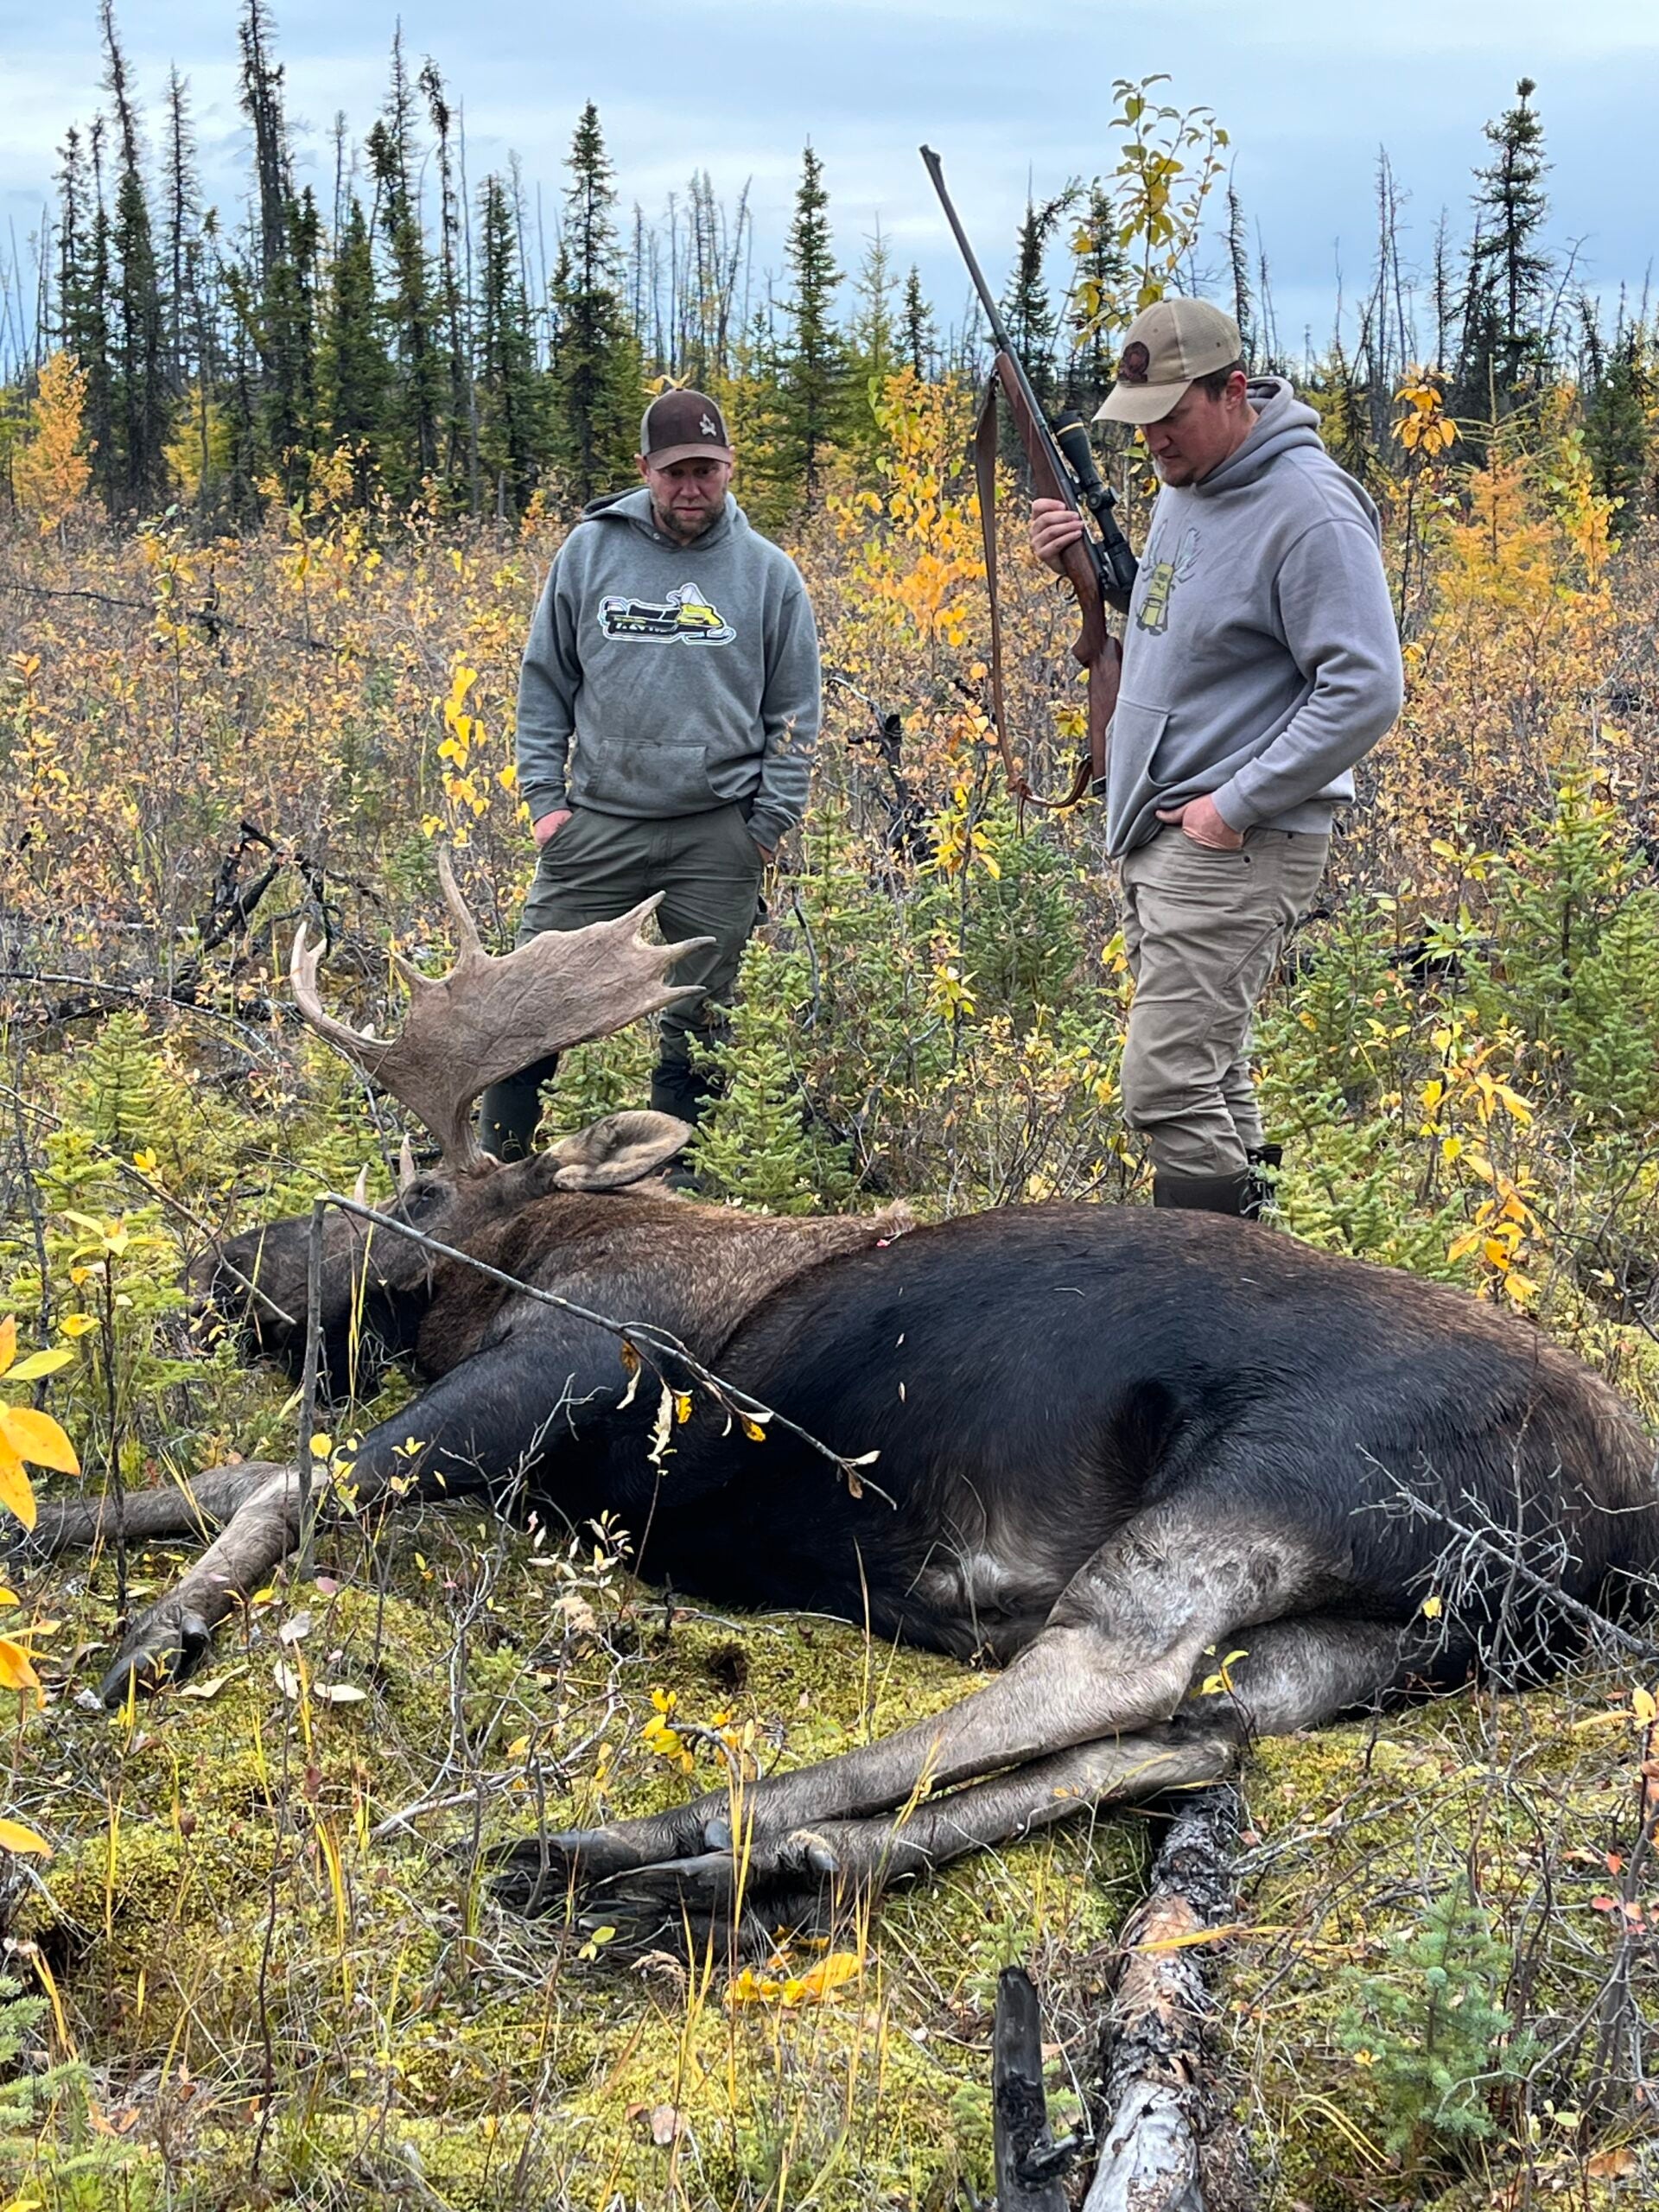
[
  {"x1": 1104, "y1": 376, "x2": 1403, "y2": 857},
  {"x1": 515, "y1": 486, "x2": 820, "y2": 852}
]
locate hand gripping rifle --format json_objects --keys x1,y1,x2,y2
[{"x1": 922, "y1": 146, "x2": 1138, "y2": 811}]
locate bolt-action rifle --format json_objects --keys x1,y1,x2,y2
[{"x1": 921, "y1": 146, "x2": 1139, "y2": 811}]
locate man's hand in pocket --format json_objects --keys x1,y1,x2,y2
[{"x1": 1154, "y1": 793, "x2": 1243, "y2": 850}]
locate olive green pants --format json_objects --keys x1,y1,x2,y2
[
  {"x1": 1117, "y1": 824, "x2": 1329, "y2": 1179},
  {"x1": 477, "y1": 803, "x2": 766, "y2": 1160}
]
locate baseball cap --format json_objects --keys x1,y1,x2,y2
[
  {"x1": 1094, "y1": 300, "x2": 1243, "y2": 426},
  {"x1": 639, "y1": 388, "x2": 734, "y2": 467}
]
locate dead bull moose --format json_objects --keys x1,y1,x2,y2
[{"x1": 34, "y1": 859, "x2": 1659, "y2": 1946}]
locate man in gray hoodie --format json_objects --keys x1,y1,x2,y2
[
  {"x1": 1033, "y1": 300, "x2": 1402, "y2": 1216},
  {"x1": 479, "y1": 389, "x2": 821, "y2": 1158}
]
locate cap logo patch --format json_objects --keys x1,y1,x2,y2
[
  {"x1": 1118, "y1": 341, "x2": 1150, "y2": 385},
  {"x1": 699, "y1": 413, "x2": 718, "y2": 436}
]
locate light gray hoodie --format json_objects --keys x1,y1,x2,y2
[
  {"x1": 515, "y1": 487, "x2": 820, "y2": 852},
  {"x1": 1104, "y1": 377, "x2": 1403, "y2": 856}
]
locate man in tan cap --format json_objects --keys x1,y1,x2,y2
[
  {"x1": 479, "y1": 390, "x2": 821, "y2": 1160},
  {"x1": 1032, "y1": 299, "x2": 1402, "y2": 1217}
]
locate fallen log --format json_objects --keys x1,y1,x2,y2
[{"x1": 1084, "y1": 1783, "x2": 1243, "y2": 2212}]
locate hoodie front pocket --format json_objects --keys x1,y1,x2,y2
[
  {"x1": 574, "y1": 735, "x2": 721, "y2": 814},
  {"x1": 1110, "y1": 696, "x2": 1170, "y2": 785}
]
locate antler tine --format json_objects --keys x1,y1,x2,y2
[
  {"x1": 598, "y1": 893, "x2": 717, "y2": 981},
  {"x1": 436, "y1": 845, "x2": 484, "y2": 960},
  {"x1": 289, "y1": 924, "x2": 393, "y2": 1075}
]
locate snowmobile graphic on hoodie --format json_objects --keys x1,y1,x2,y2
[{"x1": 597, "y1": 582, "x2": 736, "y2": 644}]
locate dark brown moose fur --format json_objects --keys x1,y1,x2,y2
[{"x1": 36, "y1": 1110, "x2": 1659, "y2": 1948}]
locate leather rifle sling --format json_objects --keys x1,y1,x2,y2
[{"x1": 973, "y1": 360, "x2": 1096, "y2": 817}]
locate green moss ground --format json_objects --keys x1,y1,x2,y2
[
  {"x1": 5, "y1": 1511, "x2": 1144, "y2": 2209},
  {"x1": 3, "y1": 1502, "x2": 1654, "y2": 2209}
]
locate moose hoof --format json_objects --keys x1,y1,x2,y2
[
  {"x1": 490, "y1": 1814, "x2": 713, "y2": 1916},
  {"x1": 580, "y1": 1826, "x2": 864, "y2": 1953},
  {"x1": 96, "y1": 1608, "x2": 215, "y2": 1706}
]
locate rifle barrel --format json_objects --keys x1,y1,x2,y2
[{"x1": 919, "y1": 147, "x2": 1015, "y2": 359}]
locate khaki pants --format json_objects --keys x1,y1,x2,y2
[
  {"x1": 477, "y1": 802, "x2": 765, "y2": 1156},
  {"x1": 1116, "y1": 824, "x2": 1328, "y2": 1179}
]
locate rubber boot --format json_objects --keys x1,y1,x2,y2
[
  {"x1": 648, "y1": 1053, "x2": 709, "y2": 1127},
  {"x1": 1243, "y1": 1142, "x2": 1283, "y2": 1222},
  {"x1": 649, "y1": 1053, "x2": 714, "y2": 1192},
  {"x1": 1151, "y1": 1169, "x2": 1251, "y2": 1217},
  {"x1": 477, "y1": 1051, "x2": 561, "y2": 1162}
]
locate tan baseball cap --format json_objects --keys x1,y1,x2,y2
[{"x1": 1094, "y1": 299, "x2": 1243, "y2": 426}]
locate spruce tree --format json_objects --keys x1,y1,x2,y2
[
  {"x1": 774, "y1": 143, "x2": 849, "y2": 509},
  {"x1": 316, "y1": 196, "x2": 394, "y2": 504},
  {"x1": 1460, "y1": 78, "x2": 1553, "y2": 424},
  {"x1": 54, "y1": 125, "x2": 114, "y2": 496},
  {"x1": 1581, "y1": 308, "x2": 1652, "y2": 524},
  {"x1": 475, "y1": 173, "x2": 543, "y2": 516},
  {"x1": 420, "y1": 58, "x2": 479, "y2": 508},
  {"x1": 160, "y1": 67, "x2": 200, "y2": 396},
  {"x1": 548, "y1": 103, "x2": 642, "y2": 504},
  {"x1": 899, "y1": 265, "x2": 938, "y2": 381},
  {"x1": 367, "y1": 32, "x2": 443, "y2": 488},
  {"x1": 1065, "y1": 183, "x2": 1131, "y2": 412},
  {"x1": 849, "y1": 221, "x2": 898, "y2": 388},
  {"x1": 99, "y1": 1, "x2": 168, "y2": 513},
  {"x1": 1001, "y1": 188, "x2": 1071, "y2": 416},
  {"x1": 233, "y1": 3, "x2": 317, "y2": 493}
]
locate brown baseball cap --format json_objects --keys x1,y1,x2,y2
[
  {"x1": 639, "y1": 388, "x2": 734, "y2": 467},
  {"x1": 1094, "y1": 299, "x2": 1243, "y2": 426}
]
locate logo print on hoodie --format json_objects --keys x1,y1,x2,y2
[
  {"x1": 597, "y1": 581, "x2": 736, "y2": 645},
  {"x1": 1134, "y1": 526, "x2": 1200, "y2": 635}
]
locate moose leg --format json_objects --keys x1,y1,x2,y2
[
  {"x1": 524, "y1": 1615, "x2": 1411, "y2": 1945},
  {"x1": 497, "y1": 1511, "x2": 1367, "y2": 1905},
  {"x1": 92, "y1": 1341, "x2": 607, "y2": 1702},
  {"x1": 94, "y1": 1464, "x2": 306, "y2": 1702},
  {"x1": 27, "y1": 1460, "x2": 289, "y2": 1557}
]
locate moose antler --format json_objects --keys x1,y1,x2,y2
[{"x1": 290, "y1": 849, "x2": 711, "y2": 1170}]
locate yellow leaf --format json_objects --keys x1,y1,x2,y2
[
  {"x1": 132, "y1": 1149, "x2": 159, "y2": 1174},
  {"x1": 6, "y1": 1348, "x2": 73, "y2": 1382},
  {"x1": 0, "y1": 1442, "x2": 36, "y2": 1531},
  {"x1": 0, "y1": 1407, "x2": 80, "y2": 1476},
  {"x1": 0, "y1": 1638, "x2": 41, "y2": 1693},
  {"x1": 0, "y1": 1818, "x2": 52, "y2": 1859},
  {"x1": 1632, "y1": 1687, "x2": 1657, "y2": 1726},
  {"x1": 58, "y1": 1314, "x2": 98, "y2": 1338},
  {"x1": 0, "y1": 1589, "x2": 15, "y2": 1608},
  {"x1": 0, "y1": 1319, "x2": 13, "y2": 1377},
  {"x1": 1421, "y1": 1594, "x2": 1443, "y2": 1619}
]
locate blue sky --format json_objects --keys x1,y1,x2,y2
[{"x1": 3, "y1": 1, "x2": 1656, "y2": 359}]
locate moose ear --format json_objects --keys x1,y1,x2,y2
[{"x1": 548, "y1": 1110, "x2": 692, "y2": 1191}]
